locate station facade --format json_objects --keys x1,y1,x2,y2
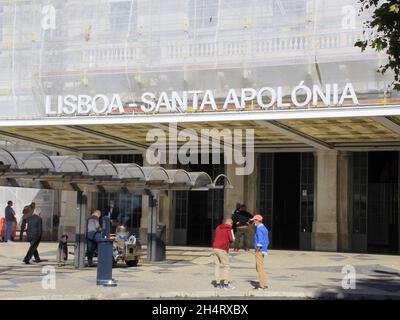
[{"x1": 0, "y1": 0, "x2": 399, "y2": 253}]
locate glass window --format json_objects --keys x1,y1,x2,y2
[
  {"x1": 189, "y1": 0, "x2": 218, "y2": 33},
  {"x1": 258, "y1": 0, "x2": 307, "y2": 33},
  {"x1": 96, "y1": 153, "x2": 142, "y2": 232},
  {"x1": 175, "y1": 191, "x2": 188, "y2": 229},
  {"x1": 352, "y1": 152, "x2": 368, "y2": 234},
  {"x1": 300, "y1": 152, "x2": 314, "y2": 233},
  {"x1": 109, "y1": 0, "x2": 137, "y2": 34},
  {"x1": 174, "y1": 163, "x2": 189, "y2": 230},
  {"x1": 258, "y1": 154, "x2": 274, "y2": 231},
  {"x1": 272, "y1": 0, "x2": 306, "y2": 17}
]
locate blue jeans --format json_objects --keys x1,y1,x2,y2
[
  {"x1": 86, "y1": 231, "x2": 102, "y2": 266},
  {"x1": 5, "y1": 221, "x2": 14, "y2": 242}
]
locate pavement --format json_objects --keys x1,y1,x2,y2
[{"x1": 0, "y1": 242, "x2": 399, "y2": 300}]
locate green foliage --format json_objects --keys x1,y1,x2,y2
[{"x1": 355, "y1": 0, "x2": 400, "y2": 90}]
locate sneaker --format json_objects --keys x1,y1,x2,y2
[
  {"x1": 253, "y1": 285, "x2": 268, "y2": 290},
  {"x1": 217, "y1": 284, "x2": 224, "y2": 289},
  {"x1": 223, "y1": 283, "x2": 235, "y2": 290},
  {"x1": 233, "y1": 248, "x2": 239, "y2": 252}
]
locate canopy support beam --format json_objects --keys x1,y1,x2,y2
[
  {"x1": 74, "y1": 191, "x2": 87, "y2": 269},
  {"x1": 147, "y1": 190, "x2": 163, "y2": 261},
  {"x1": 373, "y1": 116, "x2": 400, "y2": 135}
]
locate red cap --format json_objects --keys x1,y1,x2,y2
[{"x1": 250, "y1": 214, "x2": 263, "y2": 222}]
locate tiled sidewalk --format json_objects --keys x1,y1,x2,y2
[{"x1": 0, "y1": 242, "x2": 399, "y2": 299}]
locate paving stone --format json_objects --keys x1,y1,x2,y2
[{"x1": 0, "y1": 243, "x2": 399, "y2": 299}]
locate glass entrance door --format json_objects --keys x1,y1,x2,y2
[
  {"x1": 367, "y1": 152, "x2": 398, "y2": 253},
  {"x1": 258, "y1": 152, "x2": 314, "y2": 250},
  {"x1": 368, "y1": 183, "x2": 397, "y2": 248},
  {"x1": 173, "y1": 190, "x2": 189, "y2": 245},
  {"x1": 173, "y1": 159, "x2": 224, "y2": 246},
  {"x1": 351, "y1": 151, "x2": 399, "y2": 253},
  {"x1": 299, "y1": 153, "x2": 314, "y2": 250}
]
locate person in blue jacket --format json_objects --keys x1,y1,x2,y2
[{"x1": 250, "y1": 214, "x2": 269, "y2": 289}]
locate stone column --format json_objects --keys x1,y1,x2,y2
[
  {"x1": 157, "y1": 163, "x2": 174, "y2": 245},
  {"x1": 312, "y1": 150, "x2": 338, "y2": 252},
  {"x1": 224, "y1": 164, "x2": 245, "y2": 220},
  {"x1": 158, "y1": 190, "x2": 174, "y2": 245},
  {"x1": 58, "y1": 191, "x2": 78, "y2": 241},
  {"x1": 139, "y1": 156, "x2": 150, "y2": 244},
  {"x1": 140, "y1": 193, "x2": 149, "y2": 245},
  {"x1": 338, "y1": 152, "x2": 351, "y2": 252},
  {"x1": 74, "y1": 191, "x2": 87, "y2": 269},
  {"x1": 139, "y1": 158, "x2": 174, "y2": 245}
]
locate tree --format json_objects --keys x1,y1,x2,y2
[{"x1": 355, "y1": 0, "x2": 400, "y2": 90}]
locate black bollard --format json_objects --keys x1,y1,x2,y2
[
  {"x1": 96, "y1": 216, "x2": 117, "y2": 287},
  {"x1": 155, "y1": 223, "x2": 166, "y2": 261},
  {"x1": 102, "y1": 216, "x2": 111, "y2": 239}
]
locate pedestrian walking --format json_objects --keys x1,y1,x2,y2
[
  {"x1": 250, "y1": 214, "x2": 269, "y2": 289},
  {"x1": 86, "y1": 210, "x2": 102, "y2": 267},
  {"x1": 23, "y1": 212, "x2": 43, "y2": 264},
  {"x1": 4, "y1": 201, "x2": 16, "y2": 242},
  {"x1": 20, "y1": 202, "x2": 35, "y2": 241},
  {"x1": 232, "y1": 204, "x2": 253, "y2": 252},
  {"x1": 213, "y1": 218, "x2": 235, "y2": 289}
]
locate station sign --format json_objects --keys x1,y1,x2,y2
[{"x1": 45, "y1": 82, "x2": 359, "y2": 116}]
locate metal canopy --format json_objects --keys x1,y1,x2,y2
[{"x1": 0, "y1": 148, "x2": 233, "y2": 193}]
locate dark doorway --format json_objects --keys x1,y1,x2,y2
[
  {"x1": 187, "y1": 187, "x2": 210, "y2": 246},
  {"x1": 273, "y1": 153, "x2": 301, "y2": 249},
  {"x1": 367, "y1": 152, "x2": 399, "y2": 253},
  {"x1": 184, "y1": 161, "x2": 224, "y2": 246}
]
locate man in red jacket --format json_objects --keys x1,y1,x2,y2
[{"x1": 213, "y1": 218, "x2": 235, "y2": 289}]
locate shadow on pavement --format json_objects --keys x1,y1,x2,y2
[
  {"x1": 312, "y1": 278, "x2": 400, "y2": 299},
  {"x1": 373, "y1": 270, "x2": 400, "y2": 277}
]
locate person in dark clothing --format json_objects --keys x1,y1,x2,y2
[
  {"x1": 232, "y1": 203, "x2": 241, "y2": 216},
  {"x1": 20, "y1": 202, "x2": 35, "y2": 241},
  {"x1": 86, "y1": 210, "x2": 102, "y2": 267},
  {"x1": 231, "y1": 202, "x2": 241, "y2": 234},
  {"x1": 232, "y1": 204, "x2": 253, "y2": 252},
  {"x1": 23, "y1": 212, "x2": 42, "y2": 264}
]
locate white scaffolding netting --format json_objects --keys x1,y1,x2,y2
[{"x1": 0, "y1": 0, "x2": 398, "y2": 120}]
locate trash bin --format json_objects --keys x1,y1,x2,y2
[
  {"x1": 155, "y1": 223, "x2": 166, "y2": 261},
  {"x1": 96, "y1": 238, "x2": 117, "y2": 287}
]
